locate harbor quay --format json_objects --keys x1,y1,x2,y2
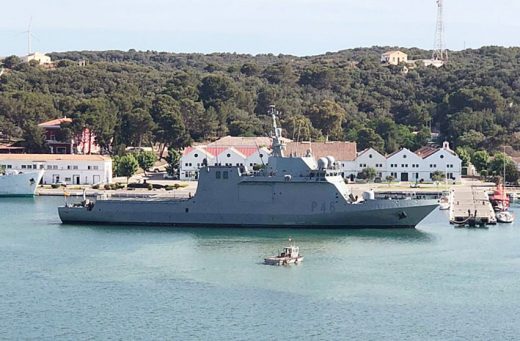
[{"x1": 36, "y1": 176, "x2": 491, "y2": 199}]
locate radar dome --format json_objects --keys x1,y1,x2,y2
[
  {"x1": 326, "y1": 156, "x2": 336, "y2": 168},
  {"x1": 318, "y1": 157, "x2": 329, "y2": 169}
]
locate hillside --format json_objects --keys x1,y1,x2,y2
[{"x1": 1, "y1": 46, "x2": 520, "y2": 155}]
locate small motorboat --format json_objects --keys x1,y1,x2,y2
[
  {"x1": 439, "y1": 193, "x2": 451, "y2": 210},
  {"x1": 264, "y1": 242, "x2": 303, "y2": 266},
  {"x1": 496, "y1": 211, "x2": 514, "y2": 224}
]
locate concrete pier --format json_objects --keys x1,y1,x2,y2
[{"x1": 450, "y1": 187, "x2": 496, "y2": 227}]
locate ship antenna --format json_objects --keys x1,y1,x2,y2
[
  {"x1": 255, "y1": 141, "x2": 266, "y2": 168},
  {"x1": 269, "y1": 105, "x2": 285, "y2": 157}
]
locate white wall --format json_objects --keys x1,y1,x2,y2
[
  {"x1": 356, "y1": 148, "x2": 387, "y2": 179},
  {"x1": 180, "y1": 148, "x2": 215, "y2": 180},
  {"x1": 245, "y1": 148, "x2": 270, "y2": 168},
  {"x1": 422, "y1": 149, "x2": 462, "y2": 182},
  {"x1": 217, "y1": 148, "x2": 246, "y2": 167},
  {"x1": 0, "y1": 159, "x2": 112, "y2": 185},
  {"x1": 386, "y1": 149, "x2": 424, "y2": 182}
]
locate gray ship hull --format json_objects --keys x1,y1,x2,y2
[{"x1": 59, "y1": 198, "x2": 438, "y2": 229}]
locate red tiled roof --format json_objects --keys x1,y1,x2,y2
[
  {"x1": 285, "y1": 142, "x2": 357, "y2": 161},
  {"x1": 204, "y1": 147, "x2": 227, "y2": 157},
  {"x1": 0, "y1": 154, "x2": 111, "y2": 161},
  {"x1": 234, "y1": 147, "x2": 263, "y2": 158},
  {"x1": 415, "y1": 146, "x2": 439, "y2": 159},
  {"x1": 207, "y1": 136, "x2": 290, "y2": 147},
  {"x1": 38, "y1": 118, "x2": 72, "y2": 127}
]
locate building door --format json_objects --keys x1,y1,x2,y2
[
  {"x1": 73, "y1": 175, "x2": 80, "y2": 185},
  {"x1": 52, "y1": 174, "x2": 60, "y2": 183},
  {"x1": 93, "y1": 175, "x2": 100, "y2": 184},
  {"x1": 400, "y1": 173, "x2": 409, "y2": 182}
]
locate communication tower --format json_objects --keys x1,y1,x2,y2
[{"x1": 432, "y1": 0, "x2": 447, "y2": 62}]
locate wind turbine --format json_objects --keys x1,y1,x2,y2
[{"x1": 22, "y1": 17, "x2": 37, "y2": 55}]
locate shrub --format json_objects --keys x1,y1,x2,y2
[
  {"x1": 147, "y1": 183, "x2": 153, "y2": 190},
  {"x1": 51, "y1": 184, "x2": 61, "y2": 189},
  {"x1": 165, "y1": 185, "x2": 174, "y2": 191},
  {"x1": 92, "y1": 184, "x2": 100, "y2": 189},
  {"x1": 104, "y1": 184, "x2": 111, "y2": 190}
]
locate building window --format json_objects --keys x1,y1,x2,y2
[
  {"x1": 403, "y1": 155, "x2": 407, "y2": 158},
  {"x1": 73, "y1": 166, "x2": 78, "y2": 170},
  {"x1": 194, "y1": 153, "x2": 199, "y2": 158},
  {"x1": 369, "y1": 154, "x2": 373, "y2": 158},
  {"x1": 227, "y1": 154, "x2": 231, "y2": 158},
  {"x1": 53, "y1": 165, "x2": 58, "y2": 170},
  {"x1": 93, "y1": 166, "x2": 98, "y2": 170},
  {"x1": 223, "y1": 171, "x2": 229, "y2": 179},
  {"x1": 7, "y1": 165, "x2": 12, "y2": 169},
  {"x1": 260, "y1": 154, "x2": 264, "y2": 158},
  {"x1": 216, "y1": 171, "x2": 221, "y2": 179},
  {"x1": 440, "y1": 155, "x2": 444, "y2": 159}
]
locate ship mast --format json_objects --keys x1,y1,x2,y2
[{"x1": 269, "y1": 105, "x2": 285, "y2": 157}]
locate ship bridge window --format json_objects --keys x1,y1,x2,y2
[
  {"x1": 216, "y1": 171, "x2": 221, "y2": 179},
  {"x1": 223, "y1": 171, "x2": 229, "y2": 179}
]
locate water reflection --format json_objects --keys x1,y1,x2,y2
[{"x1": 66, "y1": 224, "x2": 434, "y2": 243}]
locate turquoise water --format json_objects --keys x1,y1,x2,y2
[{"x1": 1, "y1": 197, "x2": 520, "y2": 340}]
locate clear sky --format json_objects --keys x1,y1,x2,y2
[{"x1": 1, "y1": 0, "x2": 519, "y2": 57}]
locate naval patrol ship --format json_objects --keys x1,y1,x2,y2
[{"x1": 58, "y1": 109, "x2": 438, "y2": 228}]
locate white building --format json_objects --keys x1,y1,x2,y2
[
  {"x1": 0, "y1": 154, "x2": 112, "y2": 185},
  {"x1": 381, "y1": 51, "x2": 408, "y2": 65},
  {"x1": 415, "y1": 142, "x2": 462, "y2": 182},
  {"x1": 245, "y1": 147, "x2": 270, "y2": 168},
  {"x1": 180, "y1": 145, "x2": 271, "y2": 180},
  {"x1": 22, "y1": 52, "x2": 52, "y2": 65},
  {"x1": 178, "y1": 136, "x2": 462, "y2": 183},
  {"x1": 355, "y1": 148, "x2": 387, "y2": 180},
  {"x1": 386, "y1": 148, "x2": 424, "y2": 182},
  {"x1": 181, "y1": 146, "x2": 216, "y2": 180}
]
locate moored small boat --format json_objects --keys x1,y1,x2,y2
[
  {"x1": 439, "y1": 192, "x2": 451, "y2": 210},
  {"x1": 496, "y1": 211, "x2": 514, "y2": 224},
  {"x1": 264, "y1": 243, "x2": 303, "y2": 266}
]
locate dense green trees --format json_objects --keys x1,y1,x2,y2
[
  {"x1": 2, "y1": 46, "x2": 520, "y2": 157},
  {"x1": 135, "y1": 150, "x2": 157, "y2": 175},
  {"x1": 113, "y1": 154, "x2": 139, "y2": 182}
]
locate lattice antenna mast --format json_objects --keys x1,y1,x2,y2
[{"x1": 432, "y1": 0, "x2": 447, "y2": 61}]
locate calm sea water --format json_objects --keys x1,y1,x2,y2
[{"x1": 1, "y1": 197, "x2": 520, "y2": 340}]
